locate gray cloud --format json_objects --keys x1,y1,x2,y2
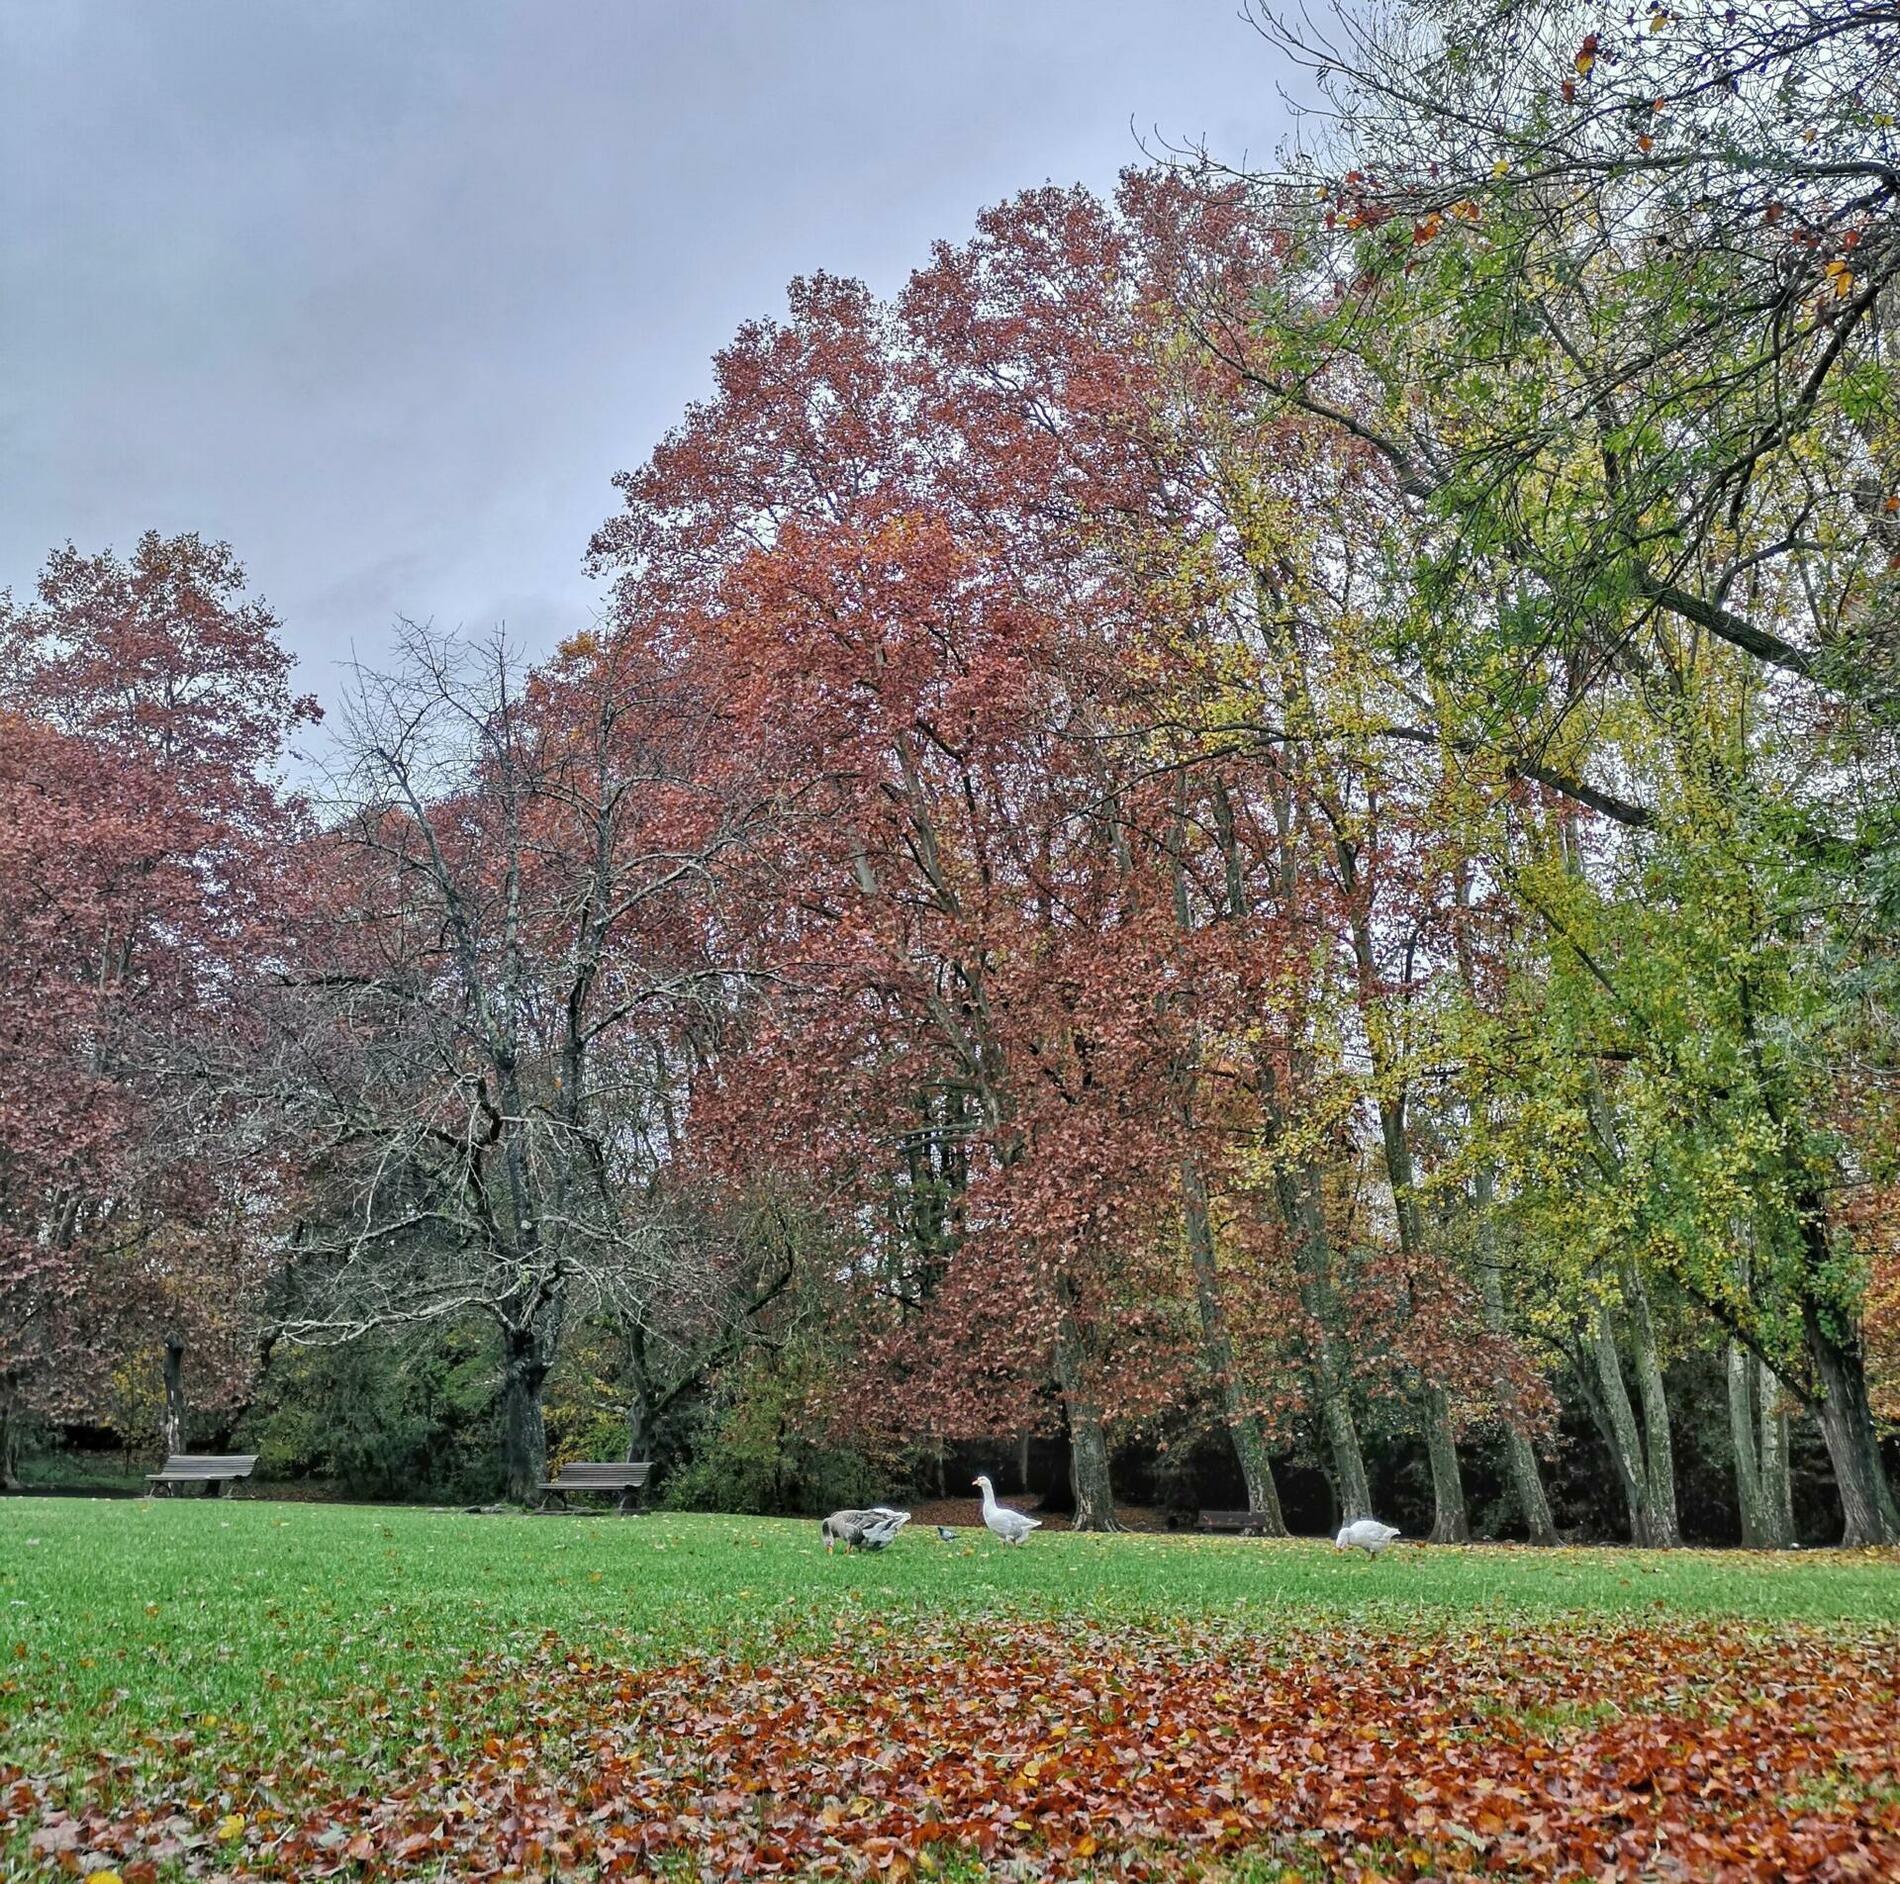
[{"x1": 1, "y1": 1, "x2": 1293, "y2": 744}]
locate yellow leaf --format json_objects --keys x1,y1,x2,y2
[
  {"x1": 1074, "y1": 1834, "x2": 1099, "y2": 1858},
  {"x1": 216, "y1": 1813, "x2": 245, "y2": 1841},
  {"x1": 1649, "y1": 9, "x2": 1668, "y2": 28},
  {"x1": 1491, "y1": 159, "x2": 1511, "y2": 178}
]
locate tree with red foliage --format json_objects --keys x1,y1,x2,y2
[
  {"x1": 0, "y1": 533, "x2": 316, "y2": 1476},
  {"x1": 590, "y1": 178, "x2": 1488, "y2": 1528},
  {"x1": 590, "y1": 266, "x2": 1198, "y2": 1524}
]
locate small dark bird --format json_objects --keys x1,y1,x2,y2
[{"x1": 936, "y1": 1525, "x2": 958, "y2": 1542}]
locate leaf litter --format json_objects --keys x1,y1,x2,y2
[{"x1": 6, "y1": 1618, "x2": 1898, "y2": 1879}]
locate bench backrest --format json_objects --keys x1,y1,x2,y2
[
  {"x1": 550, "y1": 1461, "x2": 650, "y2": 1488},
  {"x1": 1196, "y1": 1509, "x2": 1266, "y2": 1525},
  {"x1": 157, "y1": 1454, "x2": 258, "y2": 1475}
]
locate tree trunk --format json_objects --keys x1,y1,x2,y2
[
  {"x1": 623, "y1": 1323, "x2": 653, "y2": 1463},
  {"x1": 1728, "y1": 1344, "x2": 1794, "y2": 1548},
  {"x1": 500, "y1": 1324, "x2": 552, "y2": 1506},
  {"x1": 1229, "y1": 1405, "x2": 1287, "y2": 1528},
  {"x1": 1503, "y1": 1410, "x2": 1558, "y2": 1545},
  {"x1": 1255, "y1": 1051, "x2": 1369, "y2": 1526},
  {"x1": 1592, "y1": 1306, "x2": 1658, "y2": 1545},
  {"x1": 0, "y1": 1375, "x2": 21, "y2": 1492},
  {"x1": 1053, "y1": 1301, "x2": 1119, "y2": 1531},
  {"x1": 1015, "y1": 1429, "x2": 1032, "y2": 1496},
  {"x1": 1619, "y1": 1263, "x2": 1681, "y2": 1548},
  {"x1": 1164, "y1": 822, "x2": 1286, "y2": 1535},
  {"x1": 1376, "y1": 1106, "x2": 1468, "y2": 1544},
  {"x1": 1065, "y1": 1405, "x2": 1119, "y2": 1532},
  {"x1": 1284, "y1": 1162, "x2": 1371, "y2": 1521},
  {"x1": 161, "y1": 1338, "x2": 188, "y2": 1460},
  {"x1": 1285, "y1": 1165, "x2": 1372, "y2": 1524},
  {"x1": 1761, "y1": 1360, "x2": 1796, "y2": 1544},
  {"x1": 1319, "y1": 1356, "x2": 1373, "y2": 1524},
  {"x1": 1476, "y1": 1216, "x2": 1556, "y2": 1543},
  {"x1": 1424, "y1": 1385, "x2": 1470, "y2": 1542},
  {"x1": 1181, "y1": 1151, "x2": 1286, "y2": 1533},
  {"x1": 1803, "y1": 1301, "x2": 1900, "y2": 1546},
  {"x1": 1344, "y1": 841, "x2": 1468, "y2": 1545}
]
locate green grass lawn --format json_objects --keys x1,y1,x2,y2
[{"x1": 3, "y1": 1497, "x2": 1897, "y2": 1879}]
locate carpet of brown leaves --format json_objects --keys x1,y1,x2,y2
[{"x1": 10, "y1": 1619, "x2": 1900, "y2": 1880}]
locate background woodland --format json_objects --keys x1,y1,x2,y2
[{"x1": 4, "y1": 0, "x2": 1897, "y2": 1547}]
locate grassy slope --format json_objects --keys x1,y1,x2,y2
[{"x1": 3, "y1": 1495, "x2": 1897, "y2": 1770}]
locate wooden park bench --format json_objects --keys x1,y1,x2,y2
[
  {"x1": 1195, "y1": 1508, "x2": 1278, "y2": 1536},
  {"x1": 145, "y1": 1453, "x2": 258, "y2": 1498},
  {"x1": 535, "y1": 1460, "x2": 651, "y2": 1515}
]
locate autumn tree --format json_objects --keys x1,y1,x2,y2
[
  {"x1": 267, "y1": 623, "x2": 769, "y2": 1502},
  {"x1": 0, "y1": 532, "x2": 315, "y2": 1471},
  {"x1": 1222, "y1": 0, "x2": 1900, "y2": 1542}
]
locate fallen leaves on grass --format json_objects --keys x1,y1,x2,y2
[{"x1": 7, "y1": 1619, "x2": 1899, "y2": 1878}]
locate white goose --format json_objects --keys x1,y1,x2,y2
[
  {"x1": 974, "y1": 1474, "x2": 1042, "y2": 1546},
  {"x1": 1335, "y1": 1518, "x2": 1402, "y2": 1557}
]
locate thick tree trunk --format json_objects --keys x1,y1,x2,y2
[
  {"x1": 1053, "y1": 1303, "x2": 1119, "y2": 1531},
  {"x1": 1064, "y1": 1405, "x2": 1119, "y2": 1532},
  {"x1": 500, "y1": 1324, "x2": 552, "y2": 1506},
  {"x1": 1181, "y1": 1151, "x2": 1286, "y2": 1533},
  {"x1": 1476, "y1": 1223, "x2": 1556, "y2": 1543},
  {"x1": 161, "y1": 1338, "x2": 188, "y2": 1460},
  {"x1": 1728, "y1": 1344, "x2": 1794, "y2": 1548},
  {"x1": 1620, "y1": 1263, "x2": 1681, "y2": 1548},
  {"x1": 1803, "y1": 1302, "x2": 1900, "y2": 1546}
]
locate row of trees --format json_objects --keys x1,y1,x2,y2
[{"x1": 3, "y1": 0, "x2": 1894, "y2": 1540}]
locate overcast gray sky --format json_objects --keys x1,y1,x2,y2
[{"x1": 1, "y1": 2, "x2": 1292, "y2": 752}]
